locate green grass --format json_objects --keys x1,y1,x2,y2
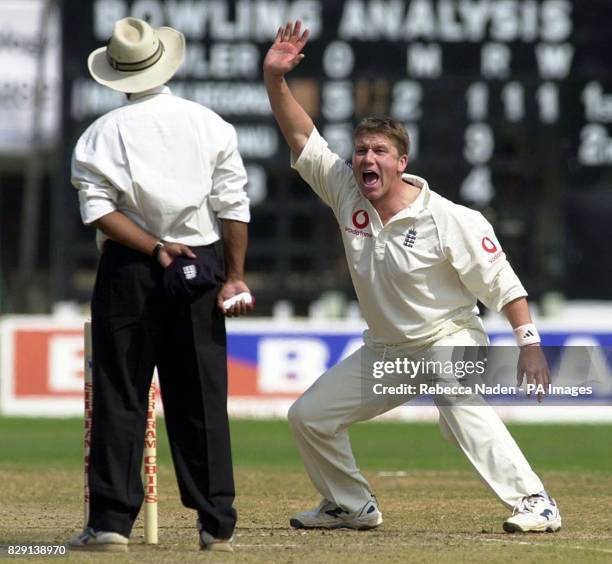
[
  {"x1": 0, "y1": 417, "x2": 610, "y2": 473},
  {"x1": 1, "y1": 418, "x2": 611, "y2": 562}
]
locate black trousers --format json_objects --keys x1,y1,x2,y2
[{"x1": 88, "y1": 240, "x2": 236, "y2": 539}]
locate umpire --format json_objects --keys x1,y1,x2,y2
[{"x1": 69, "y1": 17, "x2": 253, "y2": 552}]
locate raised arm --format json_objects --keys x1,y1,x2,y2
[{"x1": 263, "y1": 21, "x2": 314, "y2": 158}]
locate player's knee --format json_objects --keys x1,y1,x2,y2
[
  {"x1": 288, "y1": 397, "x2": 307, "y2": 429},
  {"x1": 288, "y1": 395, "x2": 323, "y2": 433}
]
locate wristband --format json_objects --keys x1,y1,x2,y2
[
  {"x1": 513, "y1": 323, "x2": 541, "y2": 346},
  {"x1": 152, "y1": 241, "x2": 164, "y2": 261}
]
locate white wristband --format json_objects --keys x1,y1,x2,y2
[{"x1": 513, "y1": 323, "x2": 541, "y2": 346}]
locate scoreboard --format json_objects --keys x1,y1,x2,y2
[{"x1": 58, "y1": 0, "x2": 612, "y2": 310}]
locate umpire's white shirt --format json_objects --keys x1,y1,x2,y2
[
  {"x1": 72, "y1": 86, "x2": 250, "y2": 249},
  {"x1": 293, "y1": 128, "x2": 527, "y2": 345}
]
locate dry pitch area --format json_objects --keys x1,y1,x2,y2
[{"x1": 0, "y1": 419, "x2": 611, "y2": 563}]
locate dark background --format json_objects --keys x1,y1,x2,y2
[{"x1": 1, "y1": 0, "x2": 611, "y2": 314}]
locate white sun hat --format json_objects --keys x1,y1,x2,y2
[{"x1": 87, "y1": 17, "x2": 185, "y2": 94}]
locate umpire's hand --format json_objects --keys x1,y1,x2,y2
[
  {"x1": 218, "y1": 279, "x2": 255, "y2": 317},
  {"x1": 157, "y1": 242, "x2": 196, "y2": 268}
]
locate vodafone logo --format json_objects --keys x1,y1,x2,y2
[
  {"x1": 352, "y1": 209, "x2": 370, "y2": 229},
  {"x1": 481, "y1": 236, "x2": 498, "y2": 253},
  {"x1": 345, "y1": 209, "x2": 372, "y2": 238}
]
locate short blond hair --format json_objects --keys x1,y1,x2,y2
[{"x1": 353, "y1": 117, "x2": 410, "y2": 157}]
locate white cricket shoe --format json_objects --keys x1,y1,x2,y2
[
  {"x1": 69, "y1": 527, "x2": 129, "y2": 551},
  {"x1": 197, "y1": 519, "x2": 234, "y2": 552},
  {"x1": 289, "y1": 498, "x2": 383, "y2": 530},
  {"x1": 503, "y1": 493, "x2": 562, "y2": 533}
]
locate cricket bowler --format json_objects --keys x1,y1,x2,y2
[{"x1": 263, "y1": 21, "x2": 562, "y2": 534}]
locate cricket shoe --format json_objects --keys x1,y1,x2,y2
[
  {"x1": 69, "y1": 527, "x2": 129, "y2": 551},
  {"x1": 503, "y1": 493, "x2": 562, "y2": 533},
  {"x1": 197, "y1": 519, "x2": 234, "y2": 552},
  {"x1": 290, "y1": 498, "x2": 382, "y2": 530}
]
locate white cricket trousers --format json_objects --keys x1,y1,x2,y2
[{"x1": 288, "y1": 326, "x2": 544, "y2": 513}]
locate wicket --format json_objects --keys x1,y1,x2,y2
[{"x1": 83, "y1": 321, "x2": 159, "y2": 544}]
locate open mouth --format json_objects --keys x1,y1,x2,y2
[{"x1": 362, "y1": 171, "x2": 379, "y2": 187}]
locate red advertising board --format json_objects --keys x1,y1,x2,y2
[
  {"x1": 3, "y1": 315, "x2": 611, "y2": 421},
  {"x1": 0, "y1": 316, "x2": 365, "y2": 417},
  {"x1": 1, "y1": 318, "x2": 89, "y2": 415}
]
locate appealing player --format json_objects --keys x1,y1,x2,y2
[{"x1": 263, "y1": 21, "x2": 562, "y2": 534}]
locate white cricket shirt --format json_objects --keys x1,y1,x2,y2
[
  {"x1": 72, "y1": 86, "x2": 250, "y2": 250},
  {"x1": 293, "y1": 128, "x2": 527, "y2": 345}
]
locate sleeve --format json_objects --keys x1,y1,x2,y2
[
  {"x1": 209, "y1": 124, "x2": 250, "y2": 223},
  {"x1": 442, "y1": 206, "x2": 527, "y2": 312},
  {"x1": 71, "y1": 124, "x2": 119, "y2": 225},
  {"x1": 290, "y1": 128, "x2": 352, "y2": 215}
]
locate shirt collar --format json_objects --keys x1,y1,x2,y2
[
  {"x1": 361, "y1": 174, "x2": 431, "y2": 230},
  {"x1": 128, "y1": 85, "x2": 171, "y2": 102},
  {"x1": 401, "y1": 173, "x2": 430, "y2": 214}
]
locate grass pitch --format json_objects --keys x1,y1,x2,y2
[{"x1": 0, "y1": 418, "x2": 611, "y2": 563}]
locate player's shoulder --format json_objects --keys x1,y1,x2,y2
[
  {"x1": 342, "y1": 159, "x2": 361, "y2": 183},
  {"x1": 427, "y1": 189, "x2": 490, "y2": 236},
  {"x1": 331, "y1": 157, "x2": 360, "y2": 202},
  {"x1": 428, "y1": 190, "x2": 485, "y2": 221},
  {"x1": 297, "y1": 127, "x2": 355, "y2": 181}
]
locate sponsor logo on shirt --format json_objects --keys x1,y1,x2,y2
[
  {"x1": 403, "y1": 228, "x2": 417, "y2": 248},
  {"x1": 488, "y1": 250, "x2": 504, "y2": 263},
  {"x1": 344, "y1": 226, "x2": 372, "y2": 238},
  {"x1": 481, "y1": 236, "x2": 498, "y2": 253},
  {"x1": 344, "y1": 209, "x2": 373, "y2": 238},
  {"x1": 482, "y1": 236, "x2": 504, "y2": 263},
  {"x1": 352, "y1": 209, "x2": 370, "y2": 229}
]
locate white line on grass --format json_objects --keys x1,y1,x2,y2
[
  {"x1": 235, "y1": 544, "x2": 299, "y2": 548},
  {"x1": 481, "y1": 538, "x2": 612, "y2": 554}
]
